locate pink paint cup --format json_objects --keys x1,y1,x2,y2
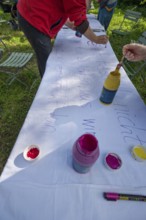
[
  {"x1": 104, "y1": 153, "x2": 122, "y2": 170},
  {"x1": 72, "y1": 133, "x2": 100, "y2": 173}
]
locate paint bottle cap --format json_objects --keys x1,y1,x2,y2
[
  {"x1": 104, "y1": 153, "x2": 122, "y2": 170},
  {"x1": 131, "y1": 145, "x2": 146, "y2": 162}
]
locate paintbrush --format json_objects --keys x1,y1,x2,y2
[{"x1": 115, "y1": 56, "x2": 125, "y2": 70}]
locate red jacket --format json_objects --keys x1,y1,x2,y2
[{"x1": 17, "y1": 0, "x2": 87, "y2": 38}]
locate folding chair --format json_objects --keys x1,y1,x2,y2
[
  {"x1": 112, "y1": 10, "x2": 142, "y2": 35},
  {"x1": 123, "y1": 31, "x2": 146, "y2": 81},
  {"x1": 0, "y1": 38, "x2": 33, "y2": 86}
]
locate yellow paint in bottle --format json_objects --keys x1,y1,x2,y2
[{"x1": 99, "y1": 66, "x2": 121, "y2": 104}]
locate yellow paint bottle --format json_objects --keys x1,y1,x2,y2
[{"x1": 99, "y1": 67, "x2": 121, "y2": 104}]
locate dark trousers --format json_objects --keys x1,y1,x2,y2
[{"x1": 17, "y1": 12, "x2": 52, "y2": 78}]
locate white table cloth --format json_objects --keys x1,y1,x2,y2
[{"x1": 0, "y1": 14, "x2": 146, "y2": 220}]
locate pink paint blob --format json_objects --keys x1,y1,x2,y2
[
  {"x1": 105, "y1": 153, "x2": 122, "y2": 170},
  {"x1": 72, "y1": 133, "x2": 100, "y2": 170},
  {"x1": 72, "y1": 133, "x2": 100, "y2": 173},
  {"x1": 78, "y1": 133, "x2": 98, "y2": 155}
]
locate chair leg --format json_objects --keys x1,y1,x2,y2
[
  {"x1": 3, "y1": 69, "x2": 28, "y2": 87},
  {"x1": 25, "y1": 66, "x2": 41, "y2": 90},
  {"x1": 131, "y1": 63, "x2": 146, "y2": 80},
  {"x1": 29, "y1": 77, "x2": 40, "y2": 91},
  {"x1": 118, "y1": 18, "x2": 125, "y2": 31},
  {"x1": 1, "y1": 66, "x2": 38, "y2": 88},
  {"x1": 7, "y1": 75, "x2": 27, "y2": 87}
]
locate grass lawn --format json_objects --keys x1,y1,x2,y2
[{"x1": 0, "y1": 4, "x2": 146, "y2": 174}]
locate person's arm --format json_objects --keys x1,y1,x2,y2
[
  {"x1": 65, "y1": 18, "x2": 108, "y2": 44},
  {"x1": 123, "y1": 43, "x2": 146, "y2": 61},
  {"x1": 65, "y1": 18, "x2": 76, "y2": 30},
  {"x1": 64, "y1": 0, "x2": 108, "y2": 44},
  {"x1": 105, "y1": 6, "x2": 113, "y2": 12},
  {"x1": 83, "y1": 25, "x2": 108, "y2": 44},
  {"x1": 105, "y1": 1, "x2": 117, "y2": 12}
]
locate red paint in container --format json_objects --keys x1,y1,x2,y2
[
  {"x1": 27, "y1": 147, "x2": 39, "y2": 159},
  {"x1": 23, "y1": 145, "x2": 40, "y2": 161},
  {"x1": 105, "y1": 153, "x2": 122, "y2": 170}
]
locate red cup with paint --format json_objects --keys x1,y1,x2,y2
[
  {"x1": 23, "y1": 145, "x2": 40, "y2": 161},
  {"x1": 72, "y1": 133, "x2": 100, "y2": 173}
]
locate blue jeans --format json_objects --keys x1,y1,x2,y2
[
  {"x1": 97, "y1": 8, "x2": 114, "y2": 31},
  {"x1": 17, "y1": 12, "x2": 52, "y2": 78}
]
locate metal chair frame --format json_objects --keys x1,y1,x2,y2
[
  {"x1": 112, "y1": 9, "x2": 142, "y2": 35},
  {"x1": 0, "y1": 38, "x2": 33, "y2": 87}
]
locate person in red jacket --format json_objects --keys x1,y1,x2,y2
[{"x1": 17, "y1": 0, "x2": 108, "y2": 78}]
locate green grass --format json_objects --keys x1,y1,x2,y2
[
  {"x1": 0, "y1": 5, "x2": 146, "y2": 174},
  {"x1": 0, "y1": 11, "x2": 40, "y2": 172}
]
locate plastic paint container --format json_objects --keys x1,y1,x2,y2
[
  {"x1": 72, "y1": 133, "x2": 100, "y2": 173},
  {"x1": 99, "y1": 69, "x2": 120, "y2": 105},
  {"x1": 23, "y1": 145, "x2": 40, "y2": 161},
  {"x1": 131, "y1": 145, "x2": 146, "y2": 162},
  {"x1": 104, "y1": 153, "x2": 122, "y2": 170}
]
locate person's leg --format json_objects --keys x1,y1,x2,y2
[
  {"x1": 97, "y1": 8, "x2": 108, "y2": 30},
  {"x1": 104, "y1": 12, "x2": 114, "y2": 31},
  {"x1": 17, "y1": 12, "x2": 52, "y2": 78}
]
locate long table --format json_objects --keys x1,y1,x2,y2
[{"x1": 0, "y1": 14, "x2": 146, "y2": 220}]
